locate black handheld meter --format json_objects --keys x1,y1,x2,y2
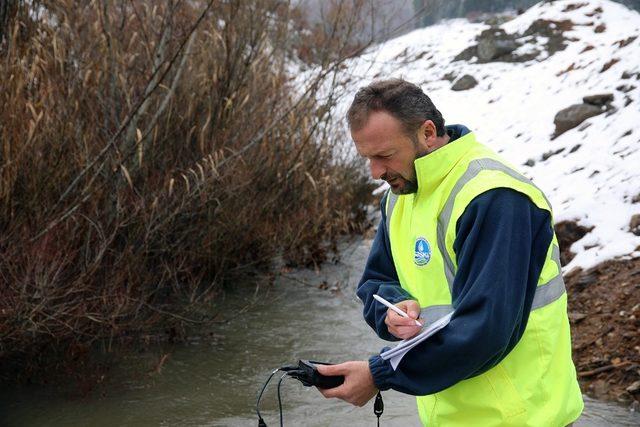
[
  {"x1": 288, "y1": 360, "x2": 345, "y2": 389},
  {"x1": 256, "y1": 360, "x2": 382, "y2": 426}
]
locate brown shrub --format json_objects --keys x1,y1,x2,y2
[{"x1": 0, "y1": 0, "x2": 373, "y2": 371}]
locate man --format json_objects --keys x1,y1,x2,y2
[{"x1": 316, "y1": 79, "x2": 583, "y2": 426}]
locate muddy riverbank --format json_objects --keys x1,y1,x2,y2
[{"x1": 566, "y1": 257, "x2": 640, "y2": 407}]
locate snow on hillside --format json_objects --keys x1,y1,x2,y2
[{"x1": 336, "y1": 0, "x2": 640, "y2": 272}]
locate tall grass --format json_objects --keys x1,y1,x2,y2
[{"x1": 0, "y1": 0, "x2": 373, "y2": 372}]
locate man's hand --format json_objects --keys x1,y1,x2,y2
[
  {"x1": 385, "y1": 299, "x2": 422, "y2": 339},
  {"x1": 316, "y1": 361, "x2": 378, "y2": 407}
]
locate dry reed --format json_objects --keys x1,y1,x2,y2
[{"x1": 0, "y1": 0, "x2": 373, "y2": 374}]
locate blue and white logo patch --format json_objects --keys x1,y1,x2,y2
[{"x1": 414, "y1": 237, "x2": 431, "y2": 267}]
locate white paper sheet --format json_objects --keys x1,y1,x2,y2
[{"x1": 380, "y1": 311, "x2": 454, "y2": 370}]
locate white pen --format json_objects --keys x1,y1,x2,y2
[{"x1": 373, "y1": 294, "x2": 422, "y2": 327}]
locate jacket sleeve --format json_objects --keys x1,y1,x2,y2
[
  {"x1": 356, "y1": 191, "x2": 415, "y2": 342},
  {"x1": 368, "y1": 188, "x2": 553, "y2": 395}
]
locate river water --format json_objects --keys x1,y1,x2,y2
[{"x1": 1, "y1": 238, "x2": 639, "y2": 426}]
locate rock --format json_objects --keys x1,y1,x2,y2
[
  {"x1": 569, "y1": 312, "x2": 587, "y2": 323},
  {"x1": 615, "y1": 36, "x2": 637, "y2": 48},
  {"x1": 524, "y1": 158, "x2": 535, "y2": 167},
  {"x1": 555, "y1": 220, "x2": 593, "y2": 265},
  {"x1": 583, "y1": 93, "x2": 614, "y2": 106},
  {"x1": 451, "y1": 75, "x2": 478, "y2": 91},
  {"x1": 580, "y1": 45, "x2": 595, "y2": 53},
  {"x1": 630, "y1": 214, "x2": 640, "y2": 236},
  {"x1": 476, "y1": 27, "x2": 502, "y2": 41},
  {"x1": 576, "y1": 272, "x2": 597, "y2": 287},
  {"x1": 624, "y1": 96, "x2": 633, "y2": 107},
  {"x1": 621, "y1": 70, "x2": 640, "y2": 80},
  {"x1": 585, "y1": 6, "x2": 603, "y2": 17},
  {"x1": 476, "y1": 28, "x2": 519, "y2": 62},
  {"x1": 477, "y1": 37, "x2": 519, "y2": 62},
  {"x1": 524, "y1": 19, "x2": 573, "y2": 37},
  {"x1": 455, "y1": 19, "x2": 574, "y2": 65},
  {"x1": 569, "y1": 144, "x2": 581, "y2": 153},
  {"x1": 523, "y1": 19, "x2": 572, "y2": 55},
  {"x1": 453, "y1": 45, "x2": 477, "y2": 62},
  {"x1": 442, "y1": 71, "x2": 457, "y2": 82},
  {"x1": 590, "y1": 379, "x2": 608, "y2": 399},
  {"x1": 594, "y1": 23, "x2": 606, "y2": 33},
  {"x1": 484, "y1": 14, "x2": 515, "y2": 27},
  {"x1": 627, "y1": 380, "x2": 640, "y2": 394},
  {"x1": 541, "y1": 148, "x2": 565, "y2": 161},
  {"x1": 563, "y1": 3, "x2": 587, "y2": 12},
  {"x1": 616, "y1": 84, "x2": 636, "y2": 93},
  {"x1": 601, "y1": 58, "x2": 620, "y2": 73},
  {"x1": 553, "y1": 103, "x2": 603, "y2": 136}
]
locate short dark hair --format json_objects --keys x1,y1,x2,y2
[{"x1": 347, "y1": 78, "x2": 446, "y2": 138}]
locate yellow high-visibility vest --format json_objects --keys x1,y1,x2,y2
[{"x1": 385, "y1": 132, "x2": 583, "y2": 426}]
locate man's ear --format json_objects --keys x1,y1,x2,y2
[{"x1": 422, "y1": 120, "x2": 437, "y2": 149}]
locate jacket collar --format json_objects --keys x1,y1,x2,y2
[{"x1": 414, "y1": 124, "x2": 474, "y2": 196}]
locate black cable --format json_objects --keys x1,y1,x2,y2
[
  {"x1": 256, "y1": 368, "x2": 280, "y2": 426},
  {"x1": 256, "y1": 365, "x2": 299, "y2": 426},
  {"x1": 277, "y1": 372, "x2": 289, "y2": 427}
]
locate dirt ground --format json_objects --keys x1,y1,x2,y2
[{"x1": 565, "y1": 257, "x2": 640, "y2": 407}]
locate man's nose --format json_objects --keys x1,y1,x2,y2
[{"x1": 369, "y1": 159, "x2": 385, "y2": 180}]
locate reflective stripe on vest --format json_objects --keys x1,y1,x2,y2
[{"x1": 385, "y1": 157, "x2": 566, "y2": 317}]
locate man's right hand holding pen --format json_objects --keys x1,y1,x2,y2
[{"x1": 384, "y1": 299, "x2": 423, "y2": 340}]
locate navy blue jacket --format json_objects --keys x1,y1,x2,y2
[{"x1": 357, "y1": 128, "x2": 553, "y2": 395}]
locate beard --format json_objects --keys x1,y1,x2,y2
[{"x1": 382, "y1": 172, "x2": 418, "y2": 195}]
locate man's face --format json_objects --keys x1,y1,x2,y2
[{"x1": 351, "y1": 111, "x2": 425, "y2": 195}]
